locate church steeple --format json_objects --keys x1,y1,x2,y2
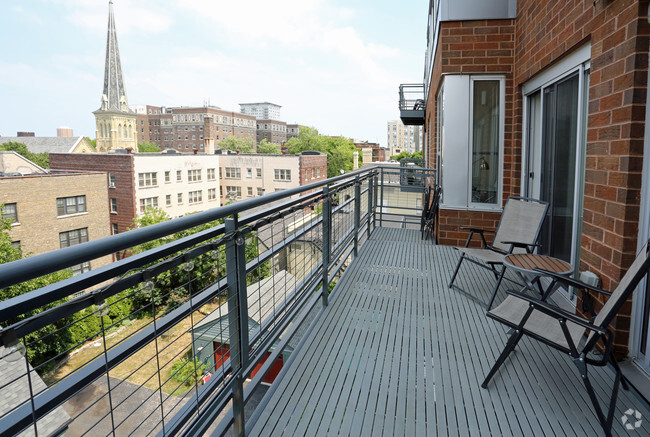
[
  {"x1": 100, "y1": 0, "x2": 129, "y2": 112},
  {"x1": 93, "y1": 1, "x2": 137, "y2": 152}
]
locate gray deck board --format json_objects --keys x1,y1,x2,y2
[{"x1": 249, "y1": 227, "x2": 650, "y2": 436}]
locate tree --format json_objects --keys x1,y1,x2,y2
[
  {"x1": 218, "y1": 136, "x2": 255, "y2": 154},
  {"x1": 138, "y1": 142, "x2": 161, "y2": 153},
  {"x1": 85, "y1": 137, "x2": 97, "y2": 150},
  {"x1": 257, "y1": 139, "x2": 282, "y2": 154},
  {"x1": 286, "y1": 127, "x2": 359, "y2": 177},
  {"x1": 0, "y1": 214, "x2": 73, "y2": 371},
  {"x1": 0, "y1": 141, "x2": 49, "y2": 168},
  {"x1": 390, "y1": 150, "x2": 423, "y2": 162}
]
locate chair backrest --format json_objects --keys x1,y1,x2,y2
[
  {"x1": 429, "y1": 185, "x2": 442, "y2": 218},
  {"x1": 586, "y1": 240, "x2": 650, "y2": 346},
  {"x1": 492, "y1": 197, "x2": 548, "y2": 253}
]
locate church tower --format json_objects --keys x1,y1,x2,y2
[{"x1": 93, "y1": 1, "x2": 137, "y2": 152}]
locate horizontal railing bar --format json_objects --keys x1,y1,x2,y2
[{"x1": 0, "y1": 167, "x2": 380, "y2": 289}]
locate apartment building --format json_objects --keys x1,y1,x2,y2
[
  {"x1": 256, "y1": 119, "x2": 287, "y2": 145},
  {"x1": 407, "y1": 0, "x2": 650, "y2": 372},
  {"x1": 239, "y1": 102, "x2": 282, "y2": 121},
  {"x1": 218, "y1": 151, "x2": 327, "y2": 204},
  {"x1": 386, "y1": 120, "x2": 422, "y2": 156},
  {"x1": 353, "y1": 141, "x2": 389, "y2": 162},
  {"x1": 0, "y1": 152, "x2": 112, "y2": 273},
  {"x1": 50, "y1": 151, "x2": 222, "y2": 236},
  {"x1": 131, "y1": 105, "x2": 258, "y2": 153}
]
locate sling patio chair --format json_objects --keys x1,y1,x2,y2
[
  {"x1": 448, "y1": 196, "x2": 548, "y2": 308},
  {"x1": 482, "y1": 240, "x2": 650, "y2": 437},
  {"x1": 419, "y1": 185, "x2": 432, "y2": 239},
  {"x1": 422, "y1": 185, "x2": 442, "y2": 243}
]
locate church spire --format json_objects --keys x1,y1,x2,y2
[{"x1": 100, "y1": 0, "x2": 129, "y2": 112}]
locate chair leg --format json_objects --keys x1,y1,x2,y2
[
  {"x1": 575, "y1": 357, "x2": 617, "y2": 437},
  {"x1": 482, "y1": 329, "x2": 523, "y2": 388},
  {"x1": 449, "y1": 253, "x2": 465, "y2": 288},
  {"x1": 486, "y1": 265, "x2": 506, "y2": 310},
  {"x1": 608, "y1": 355, "x2": 629, "y2": 391}
]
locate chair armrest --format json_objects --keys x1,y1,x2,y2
[
  {"x1": 460, "y1": 226, "x2": 495, "y2": 234},
  {"x1": 500, "y1": 241, "x2": 541, "y2": 254},
  {"x1": 531, "y1": 268, "x2": 612, "y2": 296},
  {"x1": 506, "y1": 290, "x2": 608, "y2": 335}
]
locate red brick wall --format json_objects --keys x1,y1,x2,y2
[
  {"x1": 426, "y1": 19, "x2": 516, "y2": 245},
  {"x1": 50, "y1": 153, "x2": 136, "y2": 237},
  {"x1": 514, "y1": 0, "x2": 649, "y2": 357}
]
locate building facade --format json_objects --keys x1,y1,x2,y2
[
  {"x1": 1, "y1": 154, "x2": 112, "y2": 273},
  {"x1": 239, "y1": 102, "x2": 282, "y2": 121},
  {"x1": 218, "y1": 151, "x2": 327, "y2": 204},
  {"x1": 387, "y1": 120, "x2": 422, "y2": 156},
  {"x1": 412, "y1": 0, "x2": 650, "y2": 369},
  {"x1": 256, "y1": 119, "x2": 287, "y2": 145}
]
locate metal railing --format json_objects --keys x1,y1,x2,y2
[
  {"x1": 398, "y1": 83, "x2": 425, "y2": 112},
  {"x1": 0, "y1": 166, "x2": 435, "y2": 436}
]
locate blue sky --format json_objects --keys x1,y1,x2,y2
[{"x1": 0, "y1": 0, "x2": 428, "y2": 147}]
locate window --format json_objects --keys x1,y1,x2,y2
[
  {"x1": 139, "y1": 197, "x2": 159, "y2": 212},
  {"x1": 188, "y1": 169, "x2": 202, "y2": 182},
  {"x1": 207, "y1": 168, "x2": 216, "y2": 181},
  {"x1": 178, "y1": 193, "x2": 183, "y2": 203},
  {"x1": 60, "y1": 228, "x2": 90, "y2": 275},
  {"x1": 256, "y1": 168, "x2": 262, "y2": 178},
  {"x1": 177, "y1": 170, "x2": 182, "y2": 182},
  {"x1": 189, "y1": 190, "x2": 203, "y2": 204},
  {"x1": 317, "y1": 168, "x2": 321, "y2": 178},
  {"x1": 165, "y1": 171, "x2": 171, "y2": 183},
  {"x1": 305, "y1": 169, "x2": 308, "y2": 180},
  {"x1": 275, "y1": 169, "x2": 291, "y2": 181},
  {"x1": 247, "y1": 187, "x2": 253, "y2": 197},
  {"x1": 225, "y1": 167, "x2": 241, "y2": 179},
  {"x1": 208, "y1": 188, "x2": 217, "y2": 200},
  {"x1": 226, "y1": 186, "x2": 242, "y2": 198},
  {"x1": 138, "y1": 172, "x2": 158, "y2": 187},
  {"x1": 112, "y1": 224, "x2": 119, "y2": 235},
  {"x1": 166, "y1": 194, "x2": 171, "y2": 206},
  {"x1": 247, "y1": 168, "x2": 253, "y2": 178},
  {"x1": 2, "y1": 203, "x2": 18, "y2": 223},
  {"x1": 109, "y1": 173, "x2": 116, "y2": 188},
  {"x1": 57, "y1": 196, "x2": 86, "y2": 216},
  {"x1": 436, "y1": 75, "x2": 505, "y2": 209},
  {"x1": 110, "y1": 198, "x2": 117, "y2": 213},
  {"x1": 311, "y1": 168, "x2": 315, "y2": 179},
  {"x1": 257, "y1": 188, "x2": 264, "y2": 196}
]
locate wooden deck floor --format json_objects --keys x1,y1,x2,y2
[{"x1": 249, "y1": 227, "x2": 650, "y2": 436}]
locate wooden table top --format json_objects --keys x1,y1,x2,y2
[{"x1": 504, "y1": 253, "x2": 572, "y2": 275}]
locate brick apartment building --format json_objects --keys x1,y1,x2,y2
[
  {"x1": 131, "y1": 105, "x2": 258, "y2": 153},
  {"x1": 353, "y1": 141, "x2": 389, "y2": 162},
  {"x1": 410, "y1": 0, "x2": 650, "y2": 372},
  {"x1": 1, "y1": 152, "x2": 112, "y2": 273},
  {"x1": 256, "y1": 119, "x2": 288, "y2": 145}
]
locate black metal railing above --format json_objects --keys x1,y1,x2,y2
[
  {"x1": 0, "y1": 165, "x2": 435, "y2": 437},
  {"x1": 399, "y1": 83, "x2": 426, "y2": 125}
]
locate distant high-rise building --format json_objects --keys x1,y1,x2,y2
[
  {"x1": 387, "y1": 120, "x2": 422, "y2": 156},
  {"x1": 239, "y1": 102, "x2": 282, "y2": 121},
  {"x1": 93, "y1": 1, "x2": 136, "y2": 152},
  {"x1": 57, "y1": 126, "x2": 73, "y2": 137}
]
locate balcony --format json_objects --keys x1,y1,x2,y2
[
  {"x1": 1, "y1": 166, "x2": 648, "y2": 436},
  {"x1": 399, "y1": 83, "x2": 425, "y2": 125}
]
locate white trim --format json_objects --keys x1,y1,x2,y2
[{"x1": 522, "y1": 43, "x2": 591, "y2": 95}]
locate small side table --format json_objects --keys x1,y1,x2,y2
[{"x1": 503, "y1": 253, "x2": 573, "y2": 300}]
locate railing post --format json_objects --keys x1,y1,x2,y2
[
  {"x1": 321, "y1": 186, "x2": 331, "y2": 307},
  {"x1": 367, "y1": 174, "x2": 374, "y2": 240},
  {"x1": 353, "y1": 176, "x2": 361, "y2": 257},
  {"x1": 225, "y1": 217, "x2": 248, "y2": 437},
  {"x1": 379, "y1": 167, "x2": 385, "y2": 227},
  {"x1": 373, "y1": 172, "x2": 379, "y2": 230}
]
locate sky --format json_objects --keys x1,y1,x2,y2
[{"x1": 0, "y1": 0, "x2": 428, "y2": 148}]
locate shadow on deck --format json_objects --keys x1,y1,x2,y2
[{"x1": 249, "y1": 227, "x2": 650, "y2": 436}]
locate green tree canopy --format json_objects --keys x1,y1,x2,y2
[
  {"x1": 257, "y1": 139, "x2": 282, "y2": 154},
  {"x1": 286, "y1": 127, "x2": 359, "y2": 177},
  {"x1": 218, "y1": 136, "x2": 255, "y2": 154},
  {"x1": 138, "y1": 142, "x2": 162, "y2": 153},
  {"x1": 85, "y1": 137, "x2": 97, "y2": 150},
  {"x1": 390, "y1": 150, "x2": 423, "y2": 162},
  {"x1": 0, "y1": 141, "x2": 50, "y2": 168}
]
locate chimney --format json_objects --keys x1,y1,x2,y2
[
  {"x1": 17, "y1": 132, "x2": 35, "y2": 137},
  {"x1": 353, "y1": 151, "x2": 359, "y2": 170},
  {"x1": 126, "y1": 147, "x2": 133, "y2": 154}
]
